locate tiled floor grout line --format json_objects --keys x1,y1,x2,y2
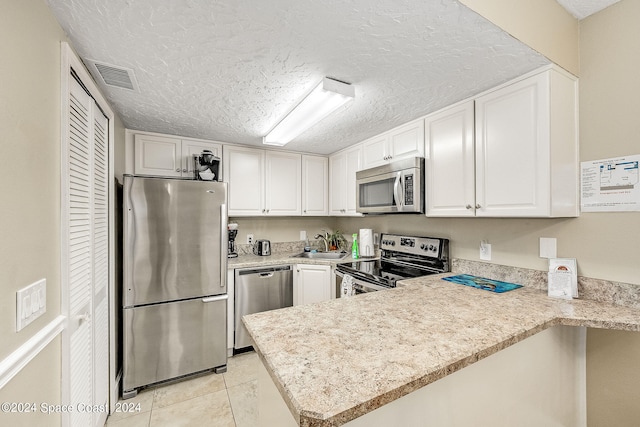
[{"x1": 222, "y1": 374, "x2": 239, "y2": 427}]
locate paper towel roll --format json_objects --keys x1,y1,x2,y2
[{"x1": 359, "y1": 229, "x2": 375, "y2": 257}]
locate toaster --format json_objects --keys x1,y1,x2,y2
[{"x1": 253, "y1": 239, "x2": 271, "y2": 256}]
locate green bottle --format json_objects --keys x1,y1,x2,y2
[{"x1": 352, "y1": 233, "x2": 359, "y2": 259}]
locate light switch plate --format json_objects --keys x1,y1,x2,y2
[
  {"x1": 539, "y1": 237, "x2": 557, "y2": 258},
  {"x1": 16, "y1": 278, "x2": 46, "y2": 332},
  {"x1": 300, "y1": 230, "x2": 307, "y2": 241}
]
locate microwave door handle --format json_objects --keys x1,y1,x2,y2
[{"x1": 393, "y1": 171, "x2": 403, "y2": 210}]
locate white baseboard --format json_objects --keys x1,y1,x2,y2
[{"x1": 0, "y1": 315, "x2": 66, "y2": 389}]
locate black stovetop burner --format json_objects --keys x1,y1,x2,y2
[{"x1": 336, "y1": 233, "x2": 450, "y2": 288}]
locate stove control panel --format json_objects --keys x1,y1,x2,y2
[{"x1": 380, "y1": 233, "x2": 446, "y2": 258}]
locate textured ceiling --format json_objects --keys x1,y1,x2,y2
[
  {"x1": 556, "y1": 0, "x2": 621, "y2": 20},
  {"x1": 46, "y1": 0, "x2": 555, "y2": 155}
]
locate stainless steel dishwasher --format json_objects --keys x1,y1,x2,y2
[{"x1": 234, "y1": 265, "x2": 293, "y2": 350}]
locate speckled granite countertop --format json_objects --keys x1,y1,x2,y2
[{"x1": 243, "y1": 273, "x2": 640, "y2": 427}]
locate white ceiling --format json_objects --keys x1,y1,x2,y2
[
  {"x1": 556, "y1": 0, "x2": 621, "y2": 20},
  {"x1": 44, "y1": 0, "x2": 615, "y2": 155}
]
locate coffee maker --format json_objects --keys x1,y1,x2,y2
[
  {"x1": 193, "y1": 150, "x2": 221, "y2": 181},
  {"x1": 228, "y1": 223, "x2": 238, "y2": 258}
]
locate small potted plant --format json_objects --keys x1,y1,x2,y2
[{"x1": 327, "y1": 230, "x2": 348, "y2": 251}]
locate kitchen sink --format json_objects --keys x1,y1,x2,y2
[{"x1": 293, "y1": 251, "x2": 349, "y2": 260}]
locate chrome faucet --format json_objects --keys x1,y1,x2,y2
[{"x1": 314, "y1": 233, "x2": 330, "y2": 252}]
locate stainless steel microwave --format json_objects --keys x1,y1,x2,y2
[{"x1": 356, "y1": 157, "x2": 424, "y2": 214}]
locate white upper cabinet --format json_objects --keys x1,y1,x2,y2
[
  {"x1": 475, "y1": 67, "x2": 578, "y2": 217},
  {"x1": 133, "y1": 133, "x2": 222, "y2": 178},
  {"x1": 182, "y1": 140, "x2": 222, "y2": 177},
  {"x1": 425, "y1": 100, "x2": 476, "y2": 217},
  {"x1": 224, "y1": 145, "x2": 302, "y2": 216},
  {"x1": 329, "y1": 145, "x2": 362, "y2": 216},
  {"x1": 302, "y1": 155, "x2": 329, "y2": 216},
  {"x1": 224, "y1": 145, "x2": 265, "y2": 216},
  {"x1": 425, "y1": 66, "x2": 579, "y2": 218},
  {"x1": 361, "y1": 120, "x2": 425, "y2": 169},
  {"x1": 265, "y1": 151, "x2": 302, "y2": 215}
]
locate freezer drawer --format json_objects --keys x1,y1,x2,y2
[
  {"x1": 123, "y1": 295, "x2": 227, "y2": 393},
  {"x1": 235, "y1": 265, "x2": 293, "y2": 349}
]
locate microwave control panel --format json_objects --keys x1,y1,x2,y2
[{"x1": 404, "y1": 174, "x2": 414, "y2": 205}]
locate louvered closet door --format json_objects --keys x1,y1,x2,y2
[
  {"x1": 92, "y1": 107, "x2": 109, "y2": 425},
  {"x1": 66, "y1": 77, "x2": 109, "y2": 427}
]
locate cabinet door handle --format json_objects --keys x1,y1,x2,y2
[
  {"x1": 475, "y1": 204, "x2": 482, "y2": 209},
  {"x1": 465, "y1": 205, "x2": 472, "y2": 210},
  {"x1": 176, "y1": 168, "x2": 180, "y2": 172},
  {"x1": 262, "y1": 209, "x2": 266, "y2": 213},
  {"x1": 183, "y1": 168, "x2": 187, "y2": 172}
]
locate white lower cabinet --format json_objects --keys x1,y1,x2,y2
[
  {"x1": 425, "y1": 65, "x2": 579, "y2": 218},
  {"x1": 293, "y1": 264, "x2": 332, "y2": 306}
]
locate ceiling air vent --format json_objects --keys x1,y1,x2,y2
[{"x1": 85, "y1": 59, "x2": 140, "y2": 92}]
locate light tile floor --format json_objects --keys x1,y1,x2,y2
[{"x1": 105, "y1": 352, "x2": 258, "y2": 427}]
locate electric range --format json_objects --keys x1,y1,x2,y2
[{"x1": 335, "y1": 233, "x2": 450, "y2": 295}]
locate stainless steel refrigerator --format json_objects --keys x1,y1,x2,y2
[{"x1": 122, "y1": 175, "x2": 228, "y2": 399}]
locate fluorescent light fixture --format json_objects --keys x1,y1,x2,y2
[{"x1": 263, "y1": 77, "x2": 355, "y2": 146}]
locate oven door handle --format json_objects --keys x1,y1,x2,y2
[
  {"x1": 336, "y1": 270, "x2": 389, "y2": 292},
  {"x1": 393, "y1": 171, "x2": 403, "y2": 211}
]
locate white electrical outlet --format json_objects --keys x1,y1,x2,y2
[
  {"x1": 16, "y1": 278, "x2": 46, "y2": 332},
  {"x1": 480, "y1": 241, "x2": 492, "y2": 261},
  {"x1": 247, "y1": 234, "x2": 254, "y2": 245},
  {"x1": 539, "y1": 237, "x2": 557, "y2": 258}
]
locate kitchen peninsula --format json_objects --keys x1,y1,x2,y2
[{"x1": 243, "y1": 272, "x2": 640, "y2": 427}]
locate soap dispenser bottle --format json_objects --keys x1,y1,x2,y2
[{"x1": 351, "y1": 233, "x2": 359, "y2": 259}]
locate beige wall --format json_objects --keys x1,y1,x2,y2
[
  {"x1": 230, "y1": 217, "x2": 337, "y2": 245},
  {"x1": 460, "y1": 0, "x2": 580, "y2": 75},
  {"x1": 0, "y1": 1, "x2": 125, "y2": 424},
  {"x1": 579, "y1": 1, "x2": 640, "y2": 425},
  {"x1": 0, "y1": 337, "x2": 62, "y2": 427},
  {"x1": 0, "y1": 1, "x2": 68, "y2": 422}
]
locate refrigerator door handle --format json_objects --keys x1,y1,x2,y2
[
  {"x1": 221, "y1": 203, "x2": 228, "y2": 288},
  {"x1": 202, "y1": 295, "x2": 229, "y2": 303}
]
